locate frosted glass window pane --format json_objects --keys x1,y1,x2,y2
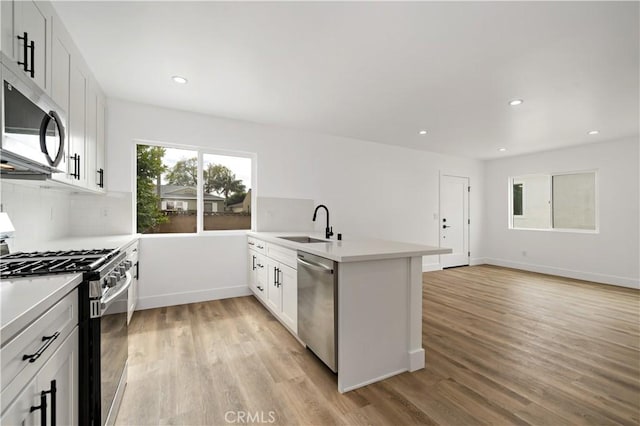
[
  {"x1": 552, "y1": 173, "x2": 596, "y2": 230},
  {"x1": 512, "y1": 175, "x2": 551, "y2": 229}
]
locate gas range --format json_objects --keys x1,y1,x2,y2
[
  {"x1": 0, "y1": 248, "x2": 120, "y2": 279},
  {"x1": 1, "y1": 246, "x2": 136, "y2": 426}
]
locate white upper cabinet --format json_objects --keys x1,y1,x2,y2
[
  {"x1": 85, "y1": 81, "x2": 106, "y2": 192},
  {"x1": 2, "y1": 0, "x2": 107, "y2": 193},
  {"x1": 95, "y1": 94, "x2": 106, "y2": 190},
  {"x1": 2, "y1": 1, "x2": 51, "y2": 93},
  {"x1": 49, "y1": 14, "x2": 72, "y2": 184},
  {"x1": 68, "y1": 58, "x2": 87, "y2": 186},
  {"x1": 85, "y1": 82, "x2": 97, "y2": 189}
]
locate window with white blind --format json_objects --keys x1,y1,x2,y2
[{"x1": 509, "y1": 171, "x2": 597, "y2": 232}]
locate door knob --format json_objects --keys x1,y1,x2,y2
[{"x1": 443, "y1": 225, "x2": 451, "y2": 229}]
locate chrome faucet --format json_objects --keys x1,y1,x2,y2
[{"x1": 313, "y1": 204, "x2": 334, "y2": 239}]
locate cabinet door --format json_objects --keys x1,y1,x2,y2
[
  {"x1": 68, "y1": 59, "x2": 87, "y2": 185},
  {"x1": 35, "y1": 327, "x2": 78, "y2": 426},
  {"x1": 85, "y1": 83, "x2": 98, "y2": 188},
  {"x1": 0, "y1": 378, "x2": 41, "y2": 426},
  {"x1": 266, "y1": 259, "x2": 282, "y2": 313},
  {"x1": 248, "y1": 250, "x2": 257, "y2": 294},
  {"x1": 1, "y1": 1, "x2": 15, "y2": 60},
  {"x1": 254, "y1": 253, "x2": 267, "y2": 301},
  {"x1": 96, "y1": 94, "x2": 106, "y2": 190},
  {"x1": 49, "y1": 15, "x2": 72, "y2": 183},
  {"x1": 17, "y1": 1, "x2": 48, "y2": 91},
  {"x1": 1, "y1": 328, "x2": 77, "y2": 426},
  {"x1": 280, "y1": 263, "x2": 297, "y2": 334}
]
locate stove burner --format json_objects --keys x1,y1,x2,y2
[
  {"x1": 2, "y1": 249, "x2": 114, "y2": 259},
  {"x1": 0, "y1": 248, "x2": 119, "y2": 278}
]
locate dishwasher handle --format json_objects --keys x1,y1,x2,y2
[{"x1": 297, "y1": 257, "x2": 334, "y2": 274}]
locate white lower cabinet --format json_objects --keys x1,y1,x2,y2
[
  {"x1": 1, "y1": 327, "x2": 78, "y2": 426},
  {"x1": 248, "y1": 238, "x2": 298, "y2": 335},
  {"x1": 279, "y1": 263, "x2": 297, "y2": 333},
  {"x1": 248, "y1": 249, "x2": 267, "y2": 302}
]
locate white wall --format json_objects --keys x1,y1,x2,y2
[
  {"x1": 483, "y1": 137, "x2": 640, "y2": 288},
  {"x1": 0, "y1": 182, "x2": 72, "y2": 251},
  {"x1": 106, "y1": 99, "x2": 484, "y2": 309}
]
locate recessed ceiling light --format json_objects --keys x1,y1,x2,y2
[
  {"x1": 498, "y1": 148, "x2": 507, "y2": 152},
  {"x1": 588, "y1": 130, "x2": 600, "y2": 135},
  {"x1": 508, "y1": 99, "x2": 523, "y2": 106},
  {"x1": 418, "y1": 130, "x2": 427, "y2": 135},
  {"x1": 172, "y1": 76, "x2": 188, "y2": 84}
]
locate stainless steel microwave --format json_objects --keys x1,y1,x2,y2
[{"x1": 0, "y1": 60, "x2": 66, "y2": 178}]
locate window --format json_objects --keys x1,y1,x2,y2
[
  {"x1": 512, "y1": 183, "x2": 523, "y2": 216},
  {"x1": 509, "y1": 171, "x2": 597, "y2": 231},
  {"x1": 136, "y1": 143, "x2": 252, "y2": 234}
]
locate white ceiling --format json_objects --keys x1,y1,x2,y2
[{"x1": 52, "y1": 1, "x2": 639, "y2": 160}]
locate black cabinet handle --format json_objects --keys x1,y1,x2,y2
[
  {"x1": 28, "y1": 39, "x2": 35, "y2": 78},
  {"x1": 45, "y1": 380, "x2": 56, "y2": 426},
  {"x1": 17, "y1": 32, "x2": 29, "y2": 73},
  {"x1": 276, "y1": 268, "x2": 281, "y2": 288},
  {"x1": 30, "y1": 380, "x2": 56, "y2": 426},
  {"x1": 97, "y1": 168, "x2": 104, "y2": 188},
  {"x1": 23, "y1": 332, "x2": 60, "y2": 363},
  {"x1": 252, "y1": 255, "x2": 256, "y2": 271},
  {"x1": 442, "y1": 225, "x2": 451, "y2": 229},
  {"x1": 69, "y1": 154, "x2": 78, "y2": 179},
  {"x1": 70, "y1": 154, "x2": 81, "y2": 180},
  {"x1": 30, "y1": 391, "x2": 47, "y2": 426}
]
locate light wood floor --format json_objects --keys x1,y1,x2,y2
[{"x1": 115, "y1": 265, "x2": 640, "y2": 425}]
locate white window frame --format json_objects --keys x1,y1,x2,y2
[
  {"x1": 133, "y1": 139, "x2": 256, "y2": 237},
  {"x1": 508, "y1": 169, "x2": 599, "y2": 234}
]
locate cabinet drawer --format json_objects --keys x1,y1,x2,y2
[
  {"x1": 266, "y1": 244, "x2": 297, "y2": 269},
  {"x1": 247, "y1": 236, "x2": 266, "y2": 253},
  {"x1": 0, "y1": 288, "x2": 78, "y2": 395}
]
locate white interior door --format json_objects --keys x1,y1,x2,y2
[{"x1": 440, "y1": 175, "x2": 470, "y2": 268}]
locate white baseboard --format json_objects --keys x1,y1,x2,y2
[
  {"x1": 470, "y1": 257, "x2": 486, "y2": 266},
  {"x1": 422, "y1": 262, "x2": 442, "y2": 272},
  {"x1": 484, "y1": 258, "x2": 640, "y2": 290},
  {"x1": 339, "y1": 368, "x2": 408, "y2": 393},
  {"x1": 408, "y1": 348, "x2": 425, "y2": 371},
  {"x1": 136, "y1": 285, "x2": 252, "y2": 310}
]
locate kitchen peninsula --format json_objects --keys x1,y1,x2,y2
[{"x1": 247, "y1": 231, "x2": 451, "y2": 393}]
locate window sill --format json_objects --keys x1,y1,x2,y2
[
  {"x1": 140, "y1": 230, "x2": 251, "y2": 239},
  {"x1": 508, "y1": 227, "x2": 599, "y2": 234}
]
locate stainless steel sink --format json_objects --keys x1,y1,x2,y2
[{"x1": 278, "y1": 236, "x2": 329, "y2": 244}]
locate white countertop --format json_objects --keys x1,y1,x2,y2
[
  {"x1": 0, "y1": 273, "x2": 82, "y2": 346},
  {"x1": 248, "y1": 231, "x2": 451, "y2": 262},
  {"x1": 16, "y1": 234, "x2": 140, "y2": 253}
]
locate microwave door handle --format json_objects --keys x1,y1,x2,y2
[
  {"x1": 38, "y1": 111, "x2": 65, "y2": 168},
  {"x1": 50, "y1": 111, "x2": 65, "y2": 167}
]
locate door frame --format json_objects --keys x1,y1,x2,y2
[{"x1": 438, "y1": 171, "x2": 471, "y2": 268}]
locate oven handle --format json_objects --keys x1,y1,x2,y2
[{"x1": 100, "y1": 272, "x2": 132, "y2": 314}]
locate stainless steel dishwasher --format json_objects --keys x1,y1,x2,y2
[{"x1": 297, "y1": 251, "x2": 338, "y2": 372}]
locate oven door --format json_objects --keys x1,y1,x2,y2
[{"x1": 99, "y1": 272, "x2": 130, "y2": 426}]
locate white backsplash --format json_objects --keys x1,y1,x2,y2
[
  {"x1": 256, "y1": 197, "x2": 315, "y2": 232},
  {"x1": 69, "y1": 191, "x2": 133, "y2": 236},
  {"x1": 0, "y1": 181, "x2": 72, "y2": 251}
]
